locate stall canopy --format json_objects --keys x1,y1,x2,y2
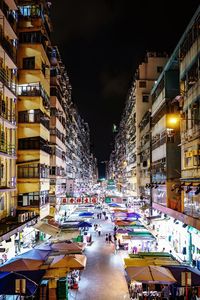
[
  {"x1": 50, "y1": 254, "x2": 87, "y2": 270},
  {"x1": 51, "y1": 242, "x2": 86, "y2": 253},
  {"x1": 34, "y1": 221, "x2": 60, "y2": 236},
  {"x1": 78, "y1": 221, "x2": 92, "y2": 228},
  {"x1": 125, "y1": 265, "x2": 176, "y2": 284},
  {"x1": 18, "y1": 249, "x2": 50, "y2": 260},
  {"x1": 124, "y1": 257, "x2": 180, "y2": 268},
  {"x1": 0, "y1": 270, "x2": 45, "y2": 296},
  {"x1": 78, "y1": 212, "x2": 94, "y2": 217},
  {"x1": 166, "y1": 265, "x2": 200, "y2": 286},
  {"x1": 0, "y1": 258, "x2": 43, "y2": 271}
]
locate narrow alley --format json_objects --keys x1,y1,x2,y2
[{"x1": 69, "y1": 213, "x2": 130, "y2": 300}]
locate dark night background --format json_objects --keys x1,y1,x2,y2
[{"x1": 51, "y1": 1, "x2": 199, "y2": 176}]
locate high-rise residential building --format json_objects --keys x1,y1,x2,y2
[
  {"x1": 149, "y1": 5, "x2": 200, "y2": 264},
  {"x1": 110, "y1": 53, "x2": 168, "y2": 198},
  {"x1": 49, "y1": 46, "x2": 70, "y2": 215},
  {"x1": 17, "y1": 0, "x2": 52, "y2": 219},
  {"x1": 0, "y1": 0, "x2": 18, "y2": 246}
]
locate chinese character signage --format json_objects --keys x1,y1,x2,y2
[{"x1": 61, "y1": 197, "x2": 97, "y2": 204}]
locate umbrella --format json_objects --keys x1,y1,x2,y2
[
  {"x1": 79, "y1": 212, "x2": 94, "y2": 217},
  {"x1": 50, "y1": 254, "x2": 87, "y2": 270},
  {"x1": 18, "y1": 249, "x2": 50, "y2": 260},
  {"x1": 0, "y1": 258, "x2": 43, "y2": 271},
  {"x1": 0, "y1": 270, "x2": 45, "y2": 296},
  {"x1": 125, "y1": 265, "x2": 176, "y2": 284},
  {"x1": 78, "y1": 221, "x2": 92, "y2": 228}
]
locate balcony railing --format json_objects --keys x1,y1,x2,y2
[
  {"x1": 18, "y1": 110, "x2": 49, "y2": 130},
  {"x1": 0, "y1": 139, "x2": 16, "y2": 156},
  {"x1": 18, "y1": 137, "x2": 51, "y2": 155},
  {"x1": 0, "y1": 34, "x2": 16, "y2": 62},
  {"x1": 0, "y1": 177, "x2": 16, "y2": 189},
  {"x1": 0, "y1": 0, "x2": 17, "y2": 33},
  {"x1": 18, "y1": 83, "x2": 50, "y2": 109},
  {"x1": 0, "y1": 109, "x2": 16, "y2": 125},
  {"x1": 0, "y1": 67, "x2": 16, "y2": 94},
  {"x1": 18, "y1": 31, "x2": 49, "y2": 55},
  {"x1": 18, "y1": 164, "x2": 49, "y2": 179}
]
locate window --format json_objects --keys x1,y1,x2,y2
[
  {"x1": 23, "y1": 57, "x2": 35, "y2": 69},
  {"x1": 0, "y1": 164, "x2": 4, "y2": 178},
  {"x1": 142, "y1": 95, "x2": 149, "y2": 102},
  {"x1": 50, "y1": 166, "x2": 56, "y2": 175},
  {"x1": 193, "y1": 155, "x2": 200, "y2": 166},
  {"x1": 0, "y1": 197, "x2": 4, "y2": 210},
  {"x1": 139, "y1": 81, "x2": 146, "y2": 88},
  {"x1": 157, "y1": 66, "x2": 163, "y2": 73}
]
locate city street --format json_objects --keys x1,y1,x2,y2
[{"x1": 69, "y1": 214, "x2": 130, "y2": 300}]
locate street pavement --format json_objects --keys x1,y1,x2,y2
[{"x1": 69, "y1": 212, "x2": 130, "y2": 300}]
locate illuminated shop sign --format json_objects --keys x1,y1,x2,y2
[{"x1": 62, "y1": 197, "x2": 97, "y2": 204}]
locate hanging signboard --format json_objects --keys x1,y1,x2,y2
[{"x1": 61, "y1": 197, "x2": 97, "y2": 205}]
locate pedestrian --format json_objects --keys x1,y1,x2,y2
[
  {"x1": 97, "y1": 213, "x2": 99, "y2": 219},
  {"x1": 99, "y1": 212, "x2": 102, "y2": 219},
  {"x1": 108, "y1": 233, "x2": 112, "y2": 243},
  {"x1": 105, "y1": 234, "x2": 108, "y2": 243},
  {"x1": 98, "y1": 225, "x2": 102, "y2": 236}
]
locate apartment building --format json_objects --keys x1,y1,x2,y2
[
  {"x1": 149, "y1": 6, "x2": 200, "y2": 263},
  {"x1": 17, "y1": 0, "x2": 51, "y2": 219},
  {"x1": 0, "y1": 0, "x2": 18, "y2": 247},
  {"x1": 110, "y1": 53, "x2": 168, "y2": 198},
  {"x1": 49, "y1": 46, "x2": 69, "y2": 213}
]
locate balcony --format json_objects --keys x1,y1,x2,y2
[
  {"x1": 18, "y1": 31, "x2": 49, "y2": 56},
  {"x1": 0, "y1": 33, "x2": 16, "y2": 63},
  {"x1": 0, "y1": 139, "x2": 16, "y2": 157},
  {"x1": 0, "y1": 213, "x2": 39, "y2": 242},
  {"x1": 0, "y1": 177, "x2": 16, "y2": 190},
  {"x1": 0, "y1": 108, "x2": 16, "y2": 126},
  {"x1": 18, "y1": 109, "x2": 49, "y2": 130},
  {"x1": 18, "y1": 191, "x2": 49, "y2": 208},
  {"x1": 18, "y1": 163, "x2": 49, "y2": 179},
  {"x1": 18, "y1": 136, "x2": 51, "y2": 155},
  {"x1": 50, "y1": 128, "x2": 65, "y2": 144},
  {"x1": 0, "y1": 67, "x2": 16, "y2": 95},
  {"x1": 0, "y1": 0, "x2": 17, "y2": 33},
  {"x1": 18, "y1": 83, "x2": 50, "y2": 110}
]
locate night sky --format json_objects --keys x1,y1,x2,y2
[{"x1": 51, "y1": 1, "x2": 199, "y2": 174}]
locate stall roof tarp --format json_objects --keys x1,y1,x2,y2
[
  {"x1": 50, "y1": 254, "x2": 87, "y2": 270},
  {"x1": 124, "y1": 257, "x2": 180, "y2": 268},
  {"x1": 125, "y1": 265, "x2": 177, "y2": 284},
  {"x1": 51, "y1": 242, "x2": 86, "y2": 253},
  {"x1": 54, "y1": 230, "x2": 80, "y2": 241},
  {"x1": 166, "y1": 265, "x2": 200, "y2": 286},
  {"x1": 19, "y1": 249, "x2": 50, "y2": 260},
  {"x1": 0, "y1": 270, "x2": 45, "y2": 295},
  {"x1": 0, "y1": 258, "x2": 43, "y2": 271},
  {"x1": 34, "y1": 222, "x2": 61, "y2": 236}
]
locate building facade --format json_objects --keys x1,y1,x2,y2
[{"x1": 17, "y1": 0, "x2": 52, "y2": 219}]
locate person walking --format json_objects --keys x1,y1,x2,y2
[
  {"x1": 98, "y1": 225, "x2": 102, "y2": 236},
  {"x1": 108, "y1": 233, "x2": 113, "y2": 243},
  {"x1": 105, "y1": 234, "x2": 108, "y2": 243}
]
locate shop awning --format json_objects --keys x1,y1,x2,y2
[
  {"x1": 125, "y1": 265, "x2": 176, "y2": 284},
  {"x1": 124, "y1": 257, "x2": 179, "y2": 268},
  {"x1": 0, "y1": 270, "x2": 45, "y2": 296},
  {"x1": 34, "y1": 222, "x2": 61, "y2": 236},
  {"x1": 50, "y1": 254, "x2": 87, "y2": 270}
]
